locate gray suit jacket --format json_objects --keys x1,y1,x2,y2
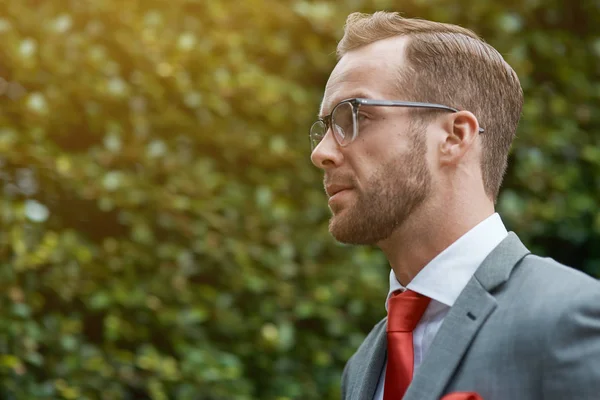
[{"x1": 341, "y1": 233, "x2": 600, "y2": 400}]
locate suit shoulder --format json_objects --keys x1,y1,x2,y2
[
  {"x1": 518, "y1": 254, "x2": 600, "y2": 291},
  {"x1": 521, "y1": 258, "x2": 600, "y2": 398},
  {"x1": 507, "y1": 254, "x2": 600, "y2": 316}
]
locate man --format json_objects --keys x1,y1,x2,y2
[{"x1": 309, "y1": 11, "x2": 600, "y2": 400}]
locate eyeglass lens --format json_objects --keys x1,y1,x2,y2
[
  {"x1": 332, "y1": 102, "x2": 354, "y2": 145},
  {"x1": 310, "y1": 101, "x2": 356, "y2": 150}
]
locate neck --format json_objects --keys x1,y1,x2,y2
[{"x1": 377, "y1": 194, "x2": 495, "y2": 286}]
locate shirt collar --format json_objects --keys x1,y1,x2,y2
[{"x1": 386, "y1": 213, "x2": 508, "y2": 311}]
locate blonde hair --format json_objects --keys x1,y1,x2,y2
[{"x1": 338, "y1": 12, "x2": 523, "y2": 201}]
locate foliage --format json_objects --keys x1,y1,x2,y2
[{"x1": 0, "y1": 0, "x2": 598, "y2": 399}]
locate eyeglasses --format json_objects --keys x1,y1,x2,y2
[{"x1": 309, "y1": 98, "x2": 485, "y2": 151}]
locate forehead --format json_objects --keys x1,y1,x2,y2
[{"x1": 321, "y1": 36, "x2": 409, "y2": 114}]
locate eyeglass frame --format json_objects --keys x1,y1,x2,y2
[{"x1": 309, "y1": 97, "x2": 485, "y2": 150}]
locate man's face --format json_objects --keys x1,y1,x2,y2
[{"x1": 310, "y1": 37, "x2": 433, "y2": 245}]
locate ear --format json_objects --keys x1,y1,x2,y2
[{"x1": 438, "y1": 111, "x2": 481, "y2": 165}]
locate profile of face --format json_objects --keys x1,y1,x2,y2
[{"x1": 311, "y1": 38, "x2": 432, "y2": 245}]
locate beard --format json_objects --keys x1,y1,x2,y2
[{"x1": 328, "y1": 128, "x2": 432, "y2": 245}]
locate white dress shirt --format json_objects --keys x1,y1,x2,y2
[{"x1": 373, "y1": 213, "x2": 508, "y2": 400}]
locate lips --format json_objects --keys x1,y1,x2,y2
[{"x1": 325, "y1": 184, "x2": 353, "y2": 198}]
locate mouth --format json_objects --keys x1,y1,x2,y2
[{"x1": 326, "y1": 184, "x2": 353, "y2": 198}]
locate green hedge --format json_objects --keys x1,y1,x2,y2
[{"x1": 0, "y1": 0, "x2": 598, "y2": 399}]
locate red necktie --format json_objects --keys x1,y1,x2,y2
[{"x1": 383, "y1": 289, "x2": 431, "y2": 400}]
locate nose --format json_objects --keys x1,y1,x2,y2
[{"x1": 310, "y1": 130, "x2": 344, "y2": 170}]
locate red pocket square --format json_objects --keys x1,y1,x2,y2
[{"x1": 441, "y1": 392, "x2": 483, "y2": 400}]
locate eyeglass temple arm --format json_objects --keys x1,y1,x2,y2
[{"x1": 355, "y1": 99, "x2": 485, "y2": 133}]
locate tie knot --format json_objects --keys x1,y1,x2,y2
[{"x1": 387, "y1": 289, "x2": 431, "y2": 332}]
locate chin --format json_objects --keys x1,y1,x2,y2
[
  {"x1": 328, "y1": 200, "x2": 348, "y2": 216},
  {"x1": 328, "y1": 205, "x2": 399, "y2": 245},
  {"x1": 328, "y1": 212, "x2": 352, "y2": 242},
  {"x1": 328, "y1": 216, "x2": 377, "y2": 245}
]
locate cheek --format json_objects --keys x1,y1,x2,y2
[
  {"x1": 347, "y1": 121, "x2": 414, "y2": 179},
  {"x1": 422, "y1": 137, "x2": 439, "y2": 172},
  {"x1": 349, "y1": 151, "x2": 391, "y2": 188}
]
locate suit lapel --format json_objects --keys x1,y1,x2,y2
[
  {"x1": 403, "y1": 277, "x2": 496, "y2": 400},
  {"x1": 353, "y1": 319, "x2": 387, "y2": 400},
  {"x1": 403, "y1": 233, "x2": 530, "y2": 400}
]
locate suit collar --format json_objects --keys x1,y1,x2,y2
[
  {"x1": 474, "y1": 232, "x2": 530, "y2": 292},
  {"x1": 386, "y1": 213, "x2": 509, "y2": 309},
  {"x1": 403, "y1": 232, "x2": 530, "y2": 400}
]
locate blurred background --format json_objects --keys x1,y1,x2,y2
[{"x1": 0, "y1": 0, "x2": 599, "y2": 399}]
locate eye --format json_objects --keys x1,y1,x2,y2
[{"x1": 357, "y1": 113, "x2": 370, "y2": 125}]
